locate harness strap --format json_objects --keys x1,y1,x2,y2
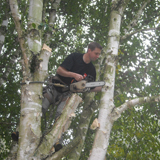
[
  {"x1": 52, "y1": 75, "x2": 69, "y2": 92},
  {"x1": 53, "y1": 75, "x2": 67, "y2": 85}
]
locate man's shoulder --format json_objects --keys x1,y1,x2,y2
[
  {"x1": 69, "y1": 52, "x2": 83, "y2": 60},
  {"x1": 71, "y1": 52, "x2": 83, "y2": 57}
]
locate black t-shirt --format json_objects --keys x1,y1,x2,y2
[{"x1": 57, "y1": 53, "x2": 96, "y2": 85}]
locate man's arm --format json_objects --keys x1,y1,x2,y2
[{"x1": 56, "y1": 66, "x2": 84, "y2": 81}]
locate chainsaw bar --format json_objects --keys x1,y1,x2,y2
[{"x1": 85, "y1": 81, "x2": 105, "y2": 88}]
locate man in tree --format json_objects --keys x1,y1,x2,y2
[
  {"x1": 42, "y1": 42, "x2": 103, "y2": 113},
  {"x1": 42, "y1": 42, "x2": 103, "y2": 151}
]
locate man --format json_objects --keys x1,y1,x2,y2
[
  {"x1": 56, "y1": 42, "x2": 102, "y2": 92},
  {"x1": 42, "y1": 42, "x2": 103, "y2": 114}
]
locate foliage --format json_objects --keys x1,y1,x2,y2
[
  {"x1": 0, "y1": 0, "x2": 160, "y2": 159},
  {"x1": 0, "y1": 1, "x2": 21, "y2": 159}
]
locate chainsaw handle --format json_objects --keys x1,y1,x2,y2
[{"x1": 71, "y1": 73, "x2": 87, "y2": 84}]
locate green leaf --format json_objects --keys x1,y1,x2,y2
[{"x1": 32, "y1": 23, "x2": 36, "y2": 29}]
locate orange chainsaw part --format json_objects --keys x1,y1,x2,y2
[{"x1": 71, "y1": 73, "x2": 87, "y2": 83}]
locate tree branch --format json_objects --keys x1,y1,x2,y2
[
  {"x1": 35, "y1": 94, "x2": 82, "y2": 159},
  {"x1": 121, "y1": 26, "x2": 160, "y2": 40},
  {"x1": 123, "y1": 0, "x2": 151, "y2": 35},
  {"x1": 47, "y1": 96, "x2": 98, "y2": 160},
  {"x1": 9, "y1": 0, "x2": 29, "y2": 76},
  {"x1": 43, "y1": 0, "x2": 61, "y2": 44},
  {"x1": 111, "y1": 95, "x2": 160, "y2": 121},
  {"x1": 68, "y1": 93, "x2": 98, "y2": 159}
]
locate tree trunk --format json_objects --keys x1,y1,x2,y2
[
  {"x1": 9, "y1": 0, "x2": 45, "y2": 159},
  {"x1": 88, "y1": 0, "x2": 128, "y2": 159}
]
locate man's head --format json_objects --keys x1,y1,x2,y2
[
  {"x1": 87, "y1": 42, "x2": 102, "y2": 61},
  {"x1": 88, "y1": 42, "x2": 102, "y2": 51}
]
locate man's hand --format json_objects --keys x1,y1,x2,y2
[
  {"x1": 74, "y1": 73, "x2": 84, "y2": 81},
  {"x1": 57, "y1": 66, "x2": 84, "y2": 82}
]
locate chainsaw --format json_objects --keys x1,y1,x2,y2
[
  {"x1": 54, "y1": 73, "x2": 105, "y2": 93},
  {"x1": 69, "y1": 80, "x2": 105, "y2": 92}
]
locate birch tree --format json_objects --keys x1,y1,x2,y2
[
  {"x1": 0, "y1": 0, "x2": 160, "y2": 160},
  {"x1": 88, "y1": 1, "x2": 127, "y2": 159},
  {"x1": 89, "y1": 0, "x2": 160, "y2": 159}
]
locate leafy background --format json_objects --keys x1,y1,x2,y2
[{"x1": 0, "y1": 0, "x2": 160, "y2": 159}]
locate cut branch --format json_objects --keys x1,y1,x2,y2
[{"x1": 68, "y1": 93, "x2": 98, "y2": 160}]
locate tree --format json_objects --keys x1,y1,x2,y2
[{"x1": 0, "y1": 0, "x2": 160, "y2": 159}]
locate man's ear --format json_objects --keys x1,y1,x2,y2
[{"x1": 87, "y1": 48, "x2": 91, "y2": 53}]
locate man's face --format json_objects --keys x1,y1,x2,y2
[{"x1": 88, "y1": 47, "x2": 101, "y2": 61}]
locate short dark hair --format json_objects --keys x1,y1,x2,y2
[{"x1": 88, "y1": 42, "x2": 102, "y2": 51}]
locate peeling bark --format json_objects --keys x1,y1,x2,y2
[
  {"x1": 9, "y1": 0, "x2": 51, "y2": 159},
  {"x1": 16, "y1": 47, "x2": 51, "y2": 159}
]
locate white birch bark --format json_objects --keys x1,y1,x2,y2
[
  {"x1": 88, "y1": 0, "x2": 128, "y2": 159},
  {"x1": 17, "y1": 49, "x2": 51, "y2": 160},
  {"x1": 88, "y1": 12, "x2": 121, "y2": 160},
  {"x1": 9, "y1": 0, "x2": 29, "y2": 76},
  {"x1": 112, "y1": 95, "x2": 160, "y2": 120},
  {"x1": 9, "y1": 0, "x2": 45, "y2": 159},
  {"x1": 27, "y1": 0, "x2": 43, "y2": 53},
  {"x1": 9, "y1": 0, "x2": 77, "y2": 159},
  {"x1": 88, "y1": 0, "x2": 156, "y2": 159},
  {"x1": 44, "y1": 0, "x2": 61, "y2": 43}
]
